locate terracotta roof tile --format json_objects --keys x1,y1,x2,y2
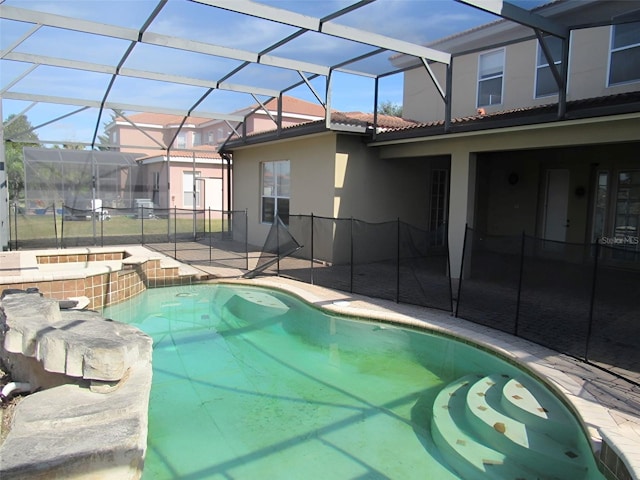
[
  {"x1": 223, "y1": 92, "x2": 640, "y2": 149},
  {"x1": 339, "y1": 112, "x2": 418, "y2": 129},
  {"x1": 118, "y1": 112, "x2": 210, "y2": 127},
  {"x1": 376, "y1": 91, "x2": 640, "y2": 136},
  {"x1": 261, "y1": 96, "x2": 326, "y2": 117},
  {"x1": 138, "y1": 149, "x2": 221, "y2": 161}
]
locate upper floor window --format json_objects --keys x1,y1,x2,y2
[
  {"x1": 609, "y1": 21, "x2": 640, "y2": 86},
  {"x1": 207, "y1": 131, "x2": 214, "y2": 145},
  {"x1": 176, "y1": 132, "x2": 186, "y2": 149},
  {"x1": 261, "y1": 160, "x2": 290, "y2": 225},
  {"x1": 193, "y1": 131, "x2": 201, "y2": 146},
  {"x1": 535, "y1": 36, "x2": 563, "y2": 98},
  {"x1": 477, "y1": 49, "x2": 504, "y2": 107}
]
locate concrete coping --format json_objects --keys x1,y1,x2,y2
[{"x1": 0, "y1": 246, "x2": 200, "y2": 285}]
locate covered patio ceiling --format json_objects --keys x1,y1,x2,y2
[{"x1": 1, "y1": 0, "x2": 636, "y2": 150}]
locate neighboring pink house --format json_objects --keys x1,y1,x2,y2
[{"x1": 105, "y1": 96, "x2": 326, "y2": 211}]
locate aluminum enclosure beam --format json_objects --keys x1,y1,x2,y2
[
  {"x1": 456, "y1": 0, "x2": 569, "y2": 38},
  {"x1": 194, "y1": 0, "x2": 451, "y2": 65},
  {"x1": 2, "y1": 52, "x2": 281, "y2": 98},
  {"x1": 0, "y1": 5, "x2": 333, "y2": 76},
  {"x1": 2, "y1": 92, "x2": 245, "y2": 122}
]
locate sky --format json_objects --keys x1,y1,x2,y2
[{"x1": 0, "y1": 0, "x2": 548, "y2": 146}]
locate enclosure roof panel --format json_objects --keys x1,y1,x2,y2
[{"x1": 2, "y1": 0, "x2": 635, "y2": 147}]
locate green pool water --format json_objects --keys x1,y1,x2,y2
[{"x1": 103, "y1": 284, "x2": 603, "y2": 480}]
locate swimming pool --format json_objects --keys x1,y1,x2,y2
[{"x1": 104, "y1": 283, "x2": 604, "y2": 479}]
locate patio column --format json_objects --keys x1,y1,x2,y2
[{"x1": 448, "y1": 149, "x2": 476, "y2": 279}]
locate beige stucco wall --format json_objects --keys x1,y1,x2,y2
[
  {"x1": 232, "y1": 133, "x2": 338, "y2": 247},
  {"x1": 334, "y1": 135, "x2": 436, "y2": 226},
  {"x1": 232, "y1": 132, "x2": 442, "y2": 249},
  {"x1": 404, "y1": 25, "x2": 640, "y2": 124}
]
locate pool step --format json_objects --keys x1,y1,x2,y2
[
  {"x1": 221, "y1": 289, "x2": 291, "y2": 324},
  {"x1": 501, "y1": 375, "x2": 575, "y2": 444},
  {"x1": 465, "y1": 374, "x2": 588, "y2": 479},
  {"x1": 431, "y1": 375, "x2": 540, "y2": 480},
  {"x1": 432, "y1": 373, "x2": 592, "y2": 480}
]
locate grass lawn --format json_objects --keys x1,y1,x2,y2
[{"x1": 11, "y1": 213, "x2": 226, "y2": 241}]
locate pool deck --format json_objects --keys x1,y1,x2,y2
[{"x1": 1, "y1": 247, "x2": 639, "y2": 479}]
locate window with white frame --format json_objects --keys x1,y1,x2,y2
[
  {"x1": 261, "y1": 160, "x2": 290, "y2": 224},
  {"x1": 477, "y1": 49, "x2": 504, "y2": 107},
  {"x1": 207, "y1": 131, "x2": 214, "y2": 145},
  {"x1": 193, "y1": 131, "x2": 201, "y2": 146},
  {"x1": 609, "y1": 21, "x2": 640, "y2": 86},
  {"x1": 183, "y1": 171, "x2": 201, "y2": 207},
  {"x1": 535, "y1": 36, "x2": 564, "y2": 98},
  {"x1": 176, "y1": 132, "x2": 186, "y2": 149}
]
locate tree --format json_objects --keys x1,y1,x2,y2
[
  {"x1": 3, "y1": 114, "x2": 40, "y2": 202},
  {"x1": 377, "y1": 100, "x2": 403, "y2": 118}
]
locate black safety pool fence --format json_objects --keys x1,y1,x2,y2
[
  {"x1": 251, "y1": 214, "x2": 454, "y2": 313},
  {"x1": 8, "y1": 203, "x2": 248, "y2": 270},
  {"x1": 456, "y1": 226, "x2": 640, "y2": 382}
]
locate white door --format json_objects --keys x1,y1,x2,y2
[{"x1": 543, "y1": 169, "x2": 570, "y2": 244}]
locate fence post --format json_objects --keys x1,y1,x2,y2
[
  {"x1": 276, "y1": 215, "x2": 280, "y2": 276},
  {"x1": 100, "y1": 211, "x2": 104, "y2": 248},
  {"x1": 585, "y1": 240, "x2": 600, "y2": 362},
  {"x1": 52, "y1": 204, "x2": 59, "y2": 249},
  {"x1": 445, "y1": 222, "x2": 454, "y2": 313},
  {"x1": 141, "y1": 206, "x2": 145, "y2": 246},
  {"x1": 514, "y1": 230, "x2": 526, "y2": 337},
  {"x1": 209, "y1": 207, "x2": 212, "y2": 263},
  {"x1": 396, "y1": 217, "x2": 400, "y2": 303},
  {"x1": 350, "y1": 217, "x2": 354, "y2": 294},
  {"x1": 60, "y1": 204, "x2": 64, "y2": 249},
  {"x1": 12, "y1": 202, "x2": 18, "y2": 251},
  {"x1": 173, "y1": 206, "x2": 177, "y2": 260},
  {"x1": 454, "y1": 224, "x2": 469, "y2": 318},
  {"x1": 310, "y1": 213, "x2": 314, "y2": 285},
  {"x1": 245, "y1": 209, "x2": 249, "y2": 271}
]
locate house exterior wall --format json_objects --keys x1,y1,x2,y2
[
  {"x1": 232, "y1": 134, "x2": 337, "y2": 247},
  {"x1": 404, "y1": 25, "x2": 640, "y2": 123},
  {"x1": 116, "y1": 125, "x2": 165, "y2": 156},
  {"x1": 168, "y1": 160, "x2": 225, "y2": 210},
  {"x1": 232, "y1": 132, "x2": 443, "y2": 249},
  {"x1": 377, "y1": 114, "x2": 640, "y2": 275},
  {"x1": 334, "y1": 135, "x2": 435, "y2": 226},
  {"x1": 142, "y1": 161, "x2": 167, "y2": 208}
]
